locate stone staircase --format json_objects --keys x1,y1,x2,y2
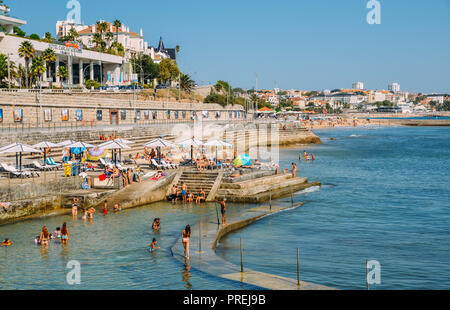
[{"x1": 175, "y1": 171, "x2": 221, "y2": 200}]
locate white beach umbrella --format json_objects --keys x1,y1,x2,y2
[
  {"x1": 32, "y1": 141, "x2": 59, "y2": 149},
  {"x1": 177, "y1": 137, "x2": 204, "y2": 161},
  {"x1": 204, "y1": 139, "x2": 232, "y2": 162},
  {"x1": 204, "y1": 139, "x2": 232, "y2": 147},
  {"x1": 144, "y1": 138, "x2": 177, "y2": 162},
  {"x1": 98, "y1": 140, "x2": 131, "y2": 150},
  {"x1": 32, "y1": 141, "x2": 59, "y2": 163},
  {"x1": 98, "y1": 140, "x2": 130, "y2": 163},
  {"x1": 113, "y1": 138, "x2": 135, "y2": 145},
  {"x1": 57, "y1": 140, "x2": 77, "y2": 147},
  {"x1": 65, "y1": 141, "x2": 96, "y2": 149},
  {"x1": 144, "y1": 138, "x2": 176, "y2": 148},
  {"x1": 177, "y1": 137, "x2": 204, "y2": 147},
  {"x1": 0, "y1": 143, "x2": 41, "y2": 170}
]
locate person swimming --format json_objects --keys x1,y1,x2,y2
[
  {"x1": 152, "y1": 218, "x2": 160, "y2": 231},
  {"x1": 149, "y1": 238, "x2": 160, "y2": 252},
  {"x1": 1, "y1": 239, "x2": 12, "y2": 247},
  {"x1": 114, "y1": 203, "x2": 122, "y2": 212}
]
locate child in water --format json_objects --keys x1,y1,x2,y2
[
  {"x1": 103, "y1": 201, "x2": 108, "y2": 215},
  {"x1": 1, "y1": 239, "x2": 12, "y2": 247},
  {"x1": 149, "y1": 238, "x2": 160, "y2": 252},
  {"x1": 54, "y1": 227, "x2": 61, "y2": 239},
  {"x1": 34, "y1": 236, "x2": 41, "y2": 245},
  {"x1": 114, "y1": 204, "x2": 122, "y2": 212}
]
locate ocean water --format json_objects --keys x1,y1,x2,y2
[
  {"x1": 216, "y1": 126, "x2": 450, "y2": 289},
  {"x1": 1, "y1": 126, "x2": 449, "y2": 290}
]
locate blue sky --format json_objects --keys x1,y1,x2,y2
[{"x1": 11, "y1": 0, "x2": 450, "y2": 93}]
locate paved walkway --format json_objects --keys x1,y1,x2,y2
[{"x1": 171, "y1": 202, "x2": 334, "y2": 290}]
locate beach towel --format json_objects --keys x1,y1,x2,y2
[
  {"x1": 99, "y1": 174, "x2": 107, "y2": 181},
  {"x1": 151, "y1": 175, "x2": 163, "y2": 181}
]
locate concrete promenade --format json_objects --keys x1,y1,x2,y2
[{"x1": 171, "y1": 201, "x2": 334, "y2": 290}]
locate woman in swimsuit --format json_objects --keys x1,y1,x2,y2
[
  {"x1": 196, "y1": 189, "x2": 206, "y2": 204},
  {"x1": 181, "y1": 225, "x2": 191, "y2": 259},
  {"x1": 61, "y1": 222, "x2": 69, "y2": 245},
  {"x1": 39, "y1": 226, "x2": 50, "y2": 246},
  {"x1": 72, "y1": 198, "x2": 78, "y2": 217}
]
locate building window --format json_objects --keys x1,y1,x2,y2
[
  {"x1": 97, "y1": 110, "x2": 103, "y2": 121},
  {"x1": 13, "y1": 109, "x2": 23, "y2": 122},
  {"x1": 76, "y1": 109, "x2": 83, "y2": 121},
  {"x1": 44, "y1": 109, "x2": 52, "y2": 122},
  {"x1": 62, "y1": 109, "x2": 69, "y2": 121},
  {"x1": 120, "y1": 110, "x2": 127, "y2": 120},
  {"x1": 135, "y1": 109, "x2": 141, "y2": 120},
  {"x1": 152, "y1": 110, "x2": 158, "y2": 120}
]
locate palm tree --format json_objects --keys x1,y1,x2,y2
[
  {"x1": 43, "y1": 32, "x2": 54, "y2": 43},
  {"x1": 18, "y1": 40, "x2": 35, "y2": 88},
  {"x1": 113, "y1": 19, "x2": 121, "y2": 42},
  {"x1": 65, "y1": 27, "x2": 79, "y2": 42},
  {"x1": 92, "y1": 32, "x2": 104, "y2": 51},
  {"x1": 180, "y1": 73, "x2": 195, "y2": 93},
  {"x1": 105, "y1": 31, "x2": 114, "y2": 48},
  {"x1": 42, "y1": 48, "x2": 57, "y2": 79},
  {"x1": 30, "y1": 56, "x2": 46, "y2": 87},
  {"x1": 57, "y1": 66, "x2": 68, "y2": 84},
  {"x1": 96, "y1": 21, "x2": 108, "y2": 34}
]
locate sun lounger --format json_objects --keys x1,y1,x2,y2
[
  {"x1": 32, "y1": 161, "x2": 55, "y2": 171},
  {"x1": 160, "y1": 159, "x2": 178, "y2": 169},
  {"x1": 150, "y1": 159, "x2": 164, "y2": 170},
  {"x1": 46, "y1": 157, "x2": 62, "y2": 169},
  {"x1": 0, "y1": 163, "x2": 33, "y2": 178}
]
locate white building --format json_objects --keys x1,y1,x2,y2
[
  {"x1": 1, "y1": 11, "x2": 123, "y2": 88},
  {"x1": 0, "y1": 4, "x2": 26, "y2": 34},
  {"x1": 427, "y1": 94, "x2": 445, "y2": 104},
  {"x1": 352, "y1": 81, "x2": 364, "y2": 90},
  {"x1": 388, "y1": 82, "x2": 400, "y2": 93}
]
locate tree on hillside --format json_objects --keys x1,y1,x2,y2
[
  {"x1": 159, "y1": 58, "x2": 179, "y2": 84},
  {"x1": 43, "y1": 32, "x2": 54, "y2": 43},
  {"x1": 18, "y1": 40, "x2": 35, "y2": 88},
  {"x1": 13, "y1": 26, "x2": 26, "y2": 37},
  {"x1": 130, "y1": 54, "x2": 160, "y2": 84},
  {"x1": 30, "y1": 56, "x2": 46, "y2": 87},
  {"x1": 0, "y1": 53, "x2": 18, "y2": 86},
  {"x1": 179, "y1": 73, "x2": 195, "y2": 93},
  {"x1": 113, "y1": 19, "x2": 121, "y2": 42},
  {"x1": 57, "y1": 66, "x2": 68, "y2": 83},
  {"x1": 42, "y1": 48, "x2": 57, "y2": 79},
  {"x1": 64, "y1": 27, "x2": 79, "y2": 42}
]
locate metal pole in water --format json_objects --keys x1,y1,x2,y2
[
  {"x1": 215, "y1": 202, "x2": 220, "y2": 225},
  {"x1": 199, "y1": 221, "x2": 202, "y2": 253},
  {"x1": 269, "y1": 187, "x2": 272, "y2": 211},
  {"x1": 290, "y1": 185, "x2": 294, "y2": 207},
  {"x1": 366, "y1": 259, "x2": 370, "y2": 290},
  {"x1": 240, "y1": 237, "x2": 244, "y2": 273},
  {"x1": 297, "y1": 248, "x2": 300, "y2": 288}
]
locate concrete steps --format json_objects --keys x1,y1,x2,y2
[{"x1": 175, "y1": 171, "x2": 219, "y2": 197}]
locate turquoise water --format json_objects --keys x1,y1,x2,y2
[
  {"x1": 0, "y1": 202, "x2": 261, "y2": 289},
  {"x1": 368, "y1": 116, "x2": 450, "y2": 120},
  {"x1": 1, "y1": 126, "x2": 449, "y2": 290},
  {"x1": 216, "y1": 126, "x2": 450, "y2": 289}
]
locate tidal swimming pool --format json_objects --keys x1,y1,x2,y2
[{"x1": 0, "y1": 201, "x2": 262, "y2": 290}]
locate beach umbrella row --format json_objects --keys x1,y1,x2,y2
[{"x1": 0, "y1": 143, "x2": 41, "y2": 171}]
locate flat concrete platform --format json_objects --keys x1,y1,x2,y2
[{"x1": 171, "y1": 202, "x2": 335, "y2": 290}]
